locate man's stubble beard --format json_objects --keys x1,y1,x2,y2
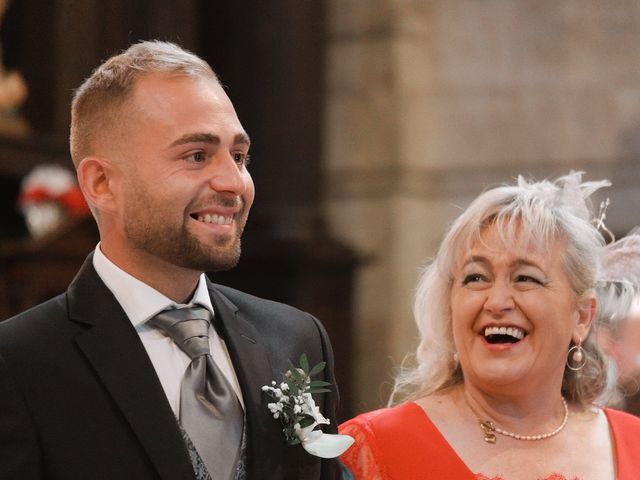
[
  {"x1": 125, "y1": 215, "x2": 246, "y2": 273},
  {"x1": 123, "y1": 189, "x2": 248, "y2": 273}
]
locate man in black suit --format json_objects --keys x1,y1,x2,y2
[{"x1": 0, "y1": 41, "x2": 339, "y2": 479}]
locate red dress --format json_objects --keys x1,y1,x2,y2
[{"x1": 339, "y1": 402, "x2": 640, "y2": 480}]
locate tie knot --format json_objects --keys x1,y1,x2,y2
[{"x1": 148, "y1": 306, "x2": 212, "y2": 359}]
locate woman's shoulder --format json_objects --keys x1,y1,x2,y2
[
  {"x1": 340, "y1": 402, "x2": 427, "y2": 436},
  {"x1": 338, "y1": 404, "x2": 425, "y2": 480},
  {"x1": 603, "y1": 406, "x2": 640, "y2": 437},
  {"x1": 339, "y1": 399, "x2": 474, "y2": 480},
  {"x1": 604, "y1": 407, "x2": 640, "y2": 429},
  {"x1": 339, "y1": 401, "x2": 447, "y2": 456},
  {"x1": 602, "y1": 407, "x2": 640, "y2": 474}
]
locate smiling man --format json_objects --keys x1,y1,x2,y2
[{"x1": 0, "y1": 41, "x2": 339, "y2": 480}]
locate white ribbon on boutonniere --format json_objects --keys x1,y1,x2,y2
[{"x1": 261, "y1": 354, "x2": 354, "y2": 458}]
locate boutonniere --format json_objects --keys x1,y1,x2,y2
[{"x1": 261, "y1": 354, "x2": 354, "y2": 458}]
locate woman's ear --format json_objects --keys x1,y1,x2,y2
[
  {"x1": 76, "y1": 156, "x2": 118, "y2": 216},
  {"x1": 573, "y1": 295, "x2": 597, "y2": 343}
]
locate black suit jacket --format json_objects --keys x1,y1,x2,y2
[{"x1": 0, "y1": 255, "x2": 339, "y2": 479}]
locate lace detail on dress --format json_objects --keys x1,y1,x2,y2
[
  {"x1": 476, "y1": 474, "x2": 580, "y2": 480},
  {"x1": 340, "y1": 417, "x2": 389, "y2": 479}
]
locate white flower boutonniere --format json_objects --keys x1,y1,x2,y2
[{"x1": 262, "y1": 354, "x2": 354, "y2": 458}]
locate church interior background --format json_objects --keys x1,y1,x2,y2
[{"x1": 1, "y1": 0, "x2": 639, "y2": 420}]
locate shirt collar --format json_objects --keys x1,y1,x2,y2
[{"x1": 92, "y1": 244, "x2": 215, "y2": 327}]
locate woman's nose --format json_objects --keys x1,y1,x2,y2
[{"x1": 483, "y1": 280, "x2": 515, "y2": 315}]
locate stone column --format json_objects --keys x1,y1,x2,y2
[{"x1": 324, "y1": 0, "x2": 640, "y2": 412}]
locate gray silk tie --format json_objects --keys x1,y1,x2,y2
[{"x1": 149, "y1": 306, "x2": 243, "y2": 480}]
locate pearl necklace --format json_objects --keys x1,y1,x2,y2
[{"x1": 465, "y1": 395, "x2": 569, "y2": 444}]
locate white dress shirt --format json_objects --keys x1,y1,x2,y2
[{"x1": 92, "y1": 245, "x2": 244, "y2": 416}]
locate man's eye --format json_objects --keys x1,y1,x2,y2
[
  {"x1": 186, "y1": 151, "x2": 206, "y2": 163},
  {"x1": 233, "y1": 152, "x2": 251, "y2": 167}
]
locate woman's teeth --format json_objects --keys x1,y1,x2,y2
[{"x1": 483, "y1": 326, "x2": 526, "y2": 344}]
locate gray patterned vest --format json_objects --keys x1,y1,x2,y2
[{"x1": 180, "y1": 419, "x2": 247, "y2": 480}]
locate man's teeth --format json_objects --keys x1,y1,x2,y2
[
  {"x1": 484, "y1": 326, "x2": 525, "y2": 340},
  {"x1": 196, "y1": 214, "x2": 233, "y2": 225}
]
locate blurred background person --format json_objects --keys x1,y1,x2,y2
[
  {"x1": 340, "y1": 172, "x2": 640, "y2": 480},
  {"x1": 595, "y1": 230, "x2": 640, "y2": 415},
  {"x1": 599, "y1": 297, "x2": 640, "y2": 415}
]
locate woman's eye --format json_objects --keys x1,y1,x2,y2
[
  {"x1": 515, "y1": 275, "x2": 542, "y2": 284},
  {"x1": 462, "y1": 274, "x2": 485, "y2": 285}
]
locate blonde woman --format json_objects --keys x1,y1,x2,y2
[{"x1": 340, "y1": 173, "x2": 640, "y2": 480}]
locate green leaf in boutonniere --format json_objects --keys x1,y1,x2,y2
[{"x1": 261, "y1": 354, "x2": 354, "y2": 458}]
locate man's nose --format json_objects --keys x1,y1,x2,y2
[{"x1": 207, "y1": 154, "x2": 245, "y2": 194}]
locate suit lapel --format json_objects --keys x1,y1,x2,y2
[
  {"x1": 67, "y1": 255, "x2": 194, "y2": 480},
  {"x1": 208, "y1": 284, "x2": 285, "y2": 478}
]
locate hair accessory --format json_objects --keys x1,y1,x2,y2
[
  {"x1": 559, "y1": 171, "x2": 610, "y2": 222},
  {"x1": 465, "y1": 395, "x2": 569, "y2": 444},
  {"x1": 566, "y1": 338, "x2": 586, "y2": 371},
  {"x1": 592, "y1": 197, "x2": 615, "y2": 244}
]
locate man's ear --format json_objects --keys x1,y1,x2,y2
[
  {"x1": 573, "y1": 295, "x2": 597, "y2": 343},
  {"x1": 76, "y1": 156, "x2": 118, "y2": 215}
]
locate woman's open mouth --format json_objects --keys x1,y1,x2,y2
[{"x1": 483, "y1": 326, "x2": 526, "y2": 344}]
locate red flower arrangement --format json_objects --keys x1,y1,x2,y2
[{"x1": 18, "y1": 164, "x2": 90, "y2": 237}]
